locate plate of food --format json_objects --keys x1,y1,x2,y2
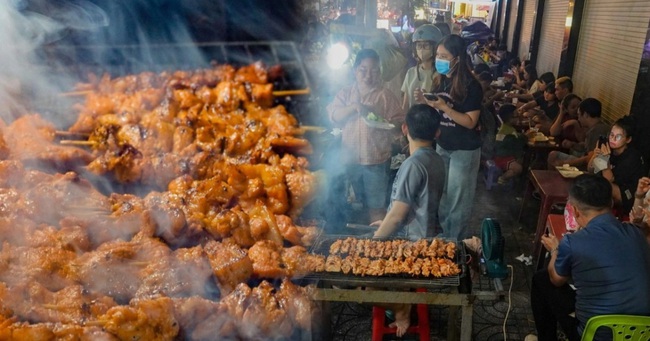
[
  {"x1": 555, "y1": 165, "x2": 583, "y2": 178},
  {"x1": 363, "y1": 112, "x2": 395, "y2": 130},
  {"x1": 534, "y1": 133, "x2": 549, "y2": 142}
]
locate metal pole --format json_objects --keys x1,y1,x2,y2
[{"x1": 366, "y1": 0, "x2": 377, "y2": 30}]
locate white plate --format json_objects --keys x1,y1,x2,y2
[
  {"x1": 555, "y1": 166, "x2": 583, "y2": 178},
  {"x1": 363, "y1": 117, "x2": 395, "y2": 130}
]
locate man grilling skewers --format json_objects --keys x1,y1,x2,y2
[{"x1": 369, "y1": 104, "x2": 446, "y2": 336}]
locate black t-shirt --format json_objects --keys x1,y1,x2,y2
[
  {"x1": 433, "y1": 77, "x2": 483, "y2": 151},
  {"x1": 534, "y1": 96, "x2": 559, "y2": 121},
  {"x1": 544, "y1": 102, "x2": 560, "y2": 121},
  {"x1": 608, "y1": 146, "x2": 647, "y2": 212}
]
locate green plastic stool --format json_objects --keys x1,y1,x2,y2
[{"x1": 581, "y1": 315, "x2": 650, "y2": 341}]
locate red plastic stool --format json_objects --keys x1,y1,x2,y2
[{"x1": 371, "y1": 288, "x2": 430, "y2": 341}]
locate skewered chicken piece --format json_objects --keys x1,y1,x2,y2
[
  {"x1": 321, "y1": 237, "x2": 460, "y2": 277},
  {"x1": 135, "y1": 245, "x2": 215, "y2": 300},
  {"x1": 0, "y1": 243, "x2": 79, "y2": 292},
  {"x1": 204, "y1": 239, "x2": 254, "y2": 295},
  {"x1": 171, "y1": 296, "x2": 236, "y2": 341},
  {"x1": 328, "y1": 237, "x2": 457, "y2": 259},
  {"x1": 98, "y1": 297, "x2": 179, "y2": 341},
  {"x1": 0, "y1": 282, "x2": 117, "y2": 325},
  {"x1": 2, "y1": 114, "x2": 93, "y2": 171},
  {"x1": 320, "y1": 254, "x2": 460, "y2": 278},
  {"x1": 0, "y1": 320, "x2": 117, "y2": 341},
  {"x1": 0, "y1": 131, "x2": 9, "y2": 160},
  {"x1": 0, "y1": 61, "x2": 321, "y2": 337}
]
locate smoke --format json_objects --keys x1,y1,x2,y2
[{"x1": 0, "y1": 0, "x2": 110, "y2": 125}]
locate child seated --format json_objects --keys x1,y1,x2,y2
[{"x1": 494, "y1": 104, "x2": 528, "y2": 184}]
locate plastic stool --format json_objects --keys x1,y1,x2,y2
[
  {"x1": 371, "y1": 288, "x2": 430, "y2": 341},
  {"x1": 484, "y1": 160, "x2": 503, "y2": 190}
]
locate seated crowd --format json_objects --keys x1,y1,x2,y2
[{"x1": 324, "y1": 31, "x2": 650, "y2": 340}]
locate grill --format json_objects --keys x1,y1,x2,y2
[
  {"x1": 306, "y1": 235, "x2": 469, "y2": 289},
  {"x1": 46, "y1": 41, "x2": 310, "y2": 93},
  {"x1": 35, "y1": 40, "x2": 318, "y2": 131}
]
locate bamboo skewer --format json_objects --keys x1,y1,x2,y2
[
  {"x1": 84, "y1": 320, "x2": 105, "y2": 327},
  {"x1": 56, "y1": 131, "x2": 90, "y2": 137},
  {"x1": 272, "y1": 88, "x2": 310, "y2": 97},
  {"x1": 130, "y1": 261, "x2": 150, "y2": 266},
  {"x1": 42, "y1": 304, "x2": 69, "y2": 311},
  {"x1": 60, "y1": 90, "x2": 91, "y2": 97},
  {"x1": 293, "y1": 125, "x2": 326, "y2": 135},
  {"x1": 59, "y1": 140, "x2": 96, "y2": 146},
  {"x1": 299, "y1": 125, "x2": 326, "y2": 133},
  {"x1": 61, "y1": 88, "x2": 311, "y2": 97},
  {"x1": 65, "y1": 205, "x2": 110, "y2": 211}
]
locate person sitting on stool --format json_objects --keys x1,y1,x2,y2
[
  {"x1": 371, "y1": 104, "x2": 446, "y2": 337},
  {"x1": 528, "y1": 174, "x2": 650, "y2": 341}
]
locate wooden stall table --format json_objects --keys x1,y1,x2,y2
[
  {"x1": 521, "y1": 137, "x2": 567, "y2": 174},
  {"x1": 307, "y1": 236, "x2": 502, "y2": 341},
  {"x1": 518, "y1": 170, "x2": 572, "y2": 268},
  {"x1": 310, "y1": 274, "x2": 503, "y2": 341}
]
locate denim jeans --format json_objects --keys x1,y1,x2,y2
[
  {"x1": 347, "y1": 161, "x2": 390, "y2": 209},
  {"x1": 436, "y1": 146, "x2": 481, "y2": 240}
]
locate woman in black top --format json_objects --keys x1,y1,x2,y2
[
  {"x1": 415, "y1": 34, "x2": 483, "y2": 240},
  {"x1": 588, "y1": 116, "x2": 648, "y2": 214}
]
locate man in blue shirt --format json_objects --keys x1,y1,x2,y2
[{"x1": 529, "y1": 174, "x2": 650, "y2": 341}]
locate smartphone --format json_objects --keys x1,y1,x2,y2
[
  {"x1": 423, "y1": 93, "x2": 439, "y2": 101},
  {"x1": 598, "y1": 135, "x2": 608, "y2": 147}
]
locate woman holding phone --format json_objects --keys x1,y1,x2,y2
[
  {"x1": 415, "y1": 34, "x2": 483, "y2": 240},
  {"x1": 587, "y1": 116, "x2": 647, "y2": 215}
]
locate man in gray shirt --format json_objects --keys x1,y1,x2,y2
[
  {"x1": 548, "y1": 98, "x2": 610, "y2": 170},
  {"x1": 373, "y1": 103, "x2": 446, "y2": 240},
  {"x1": 370, "y1": 103, "x2": 446, "y2": 337}
]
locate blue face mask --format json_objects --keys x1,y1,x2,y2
[{"x1": 436, "y1": 59, "x2": 451, "y2": 75}]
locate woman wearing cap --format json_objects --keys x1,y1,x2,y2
[
  {"x1": 415, "y1": 34, "x2": 483, "y2": 240},
  {"x1": 401, "y1": 24, "x2": 444, "y2": 111}
]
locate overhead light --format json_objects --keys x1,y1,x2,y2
[{"x1": 326, "y1": 42, "x2": 350, "y2": 70}]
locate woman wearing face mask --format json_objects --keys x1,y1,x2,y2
[
  {"x1": 588, "y1": 116, "x2": 648, "y2": 214},
  {"x1": 327, "y1": 49, "x2": 405, "y2": 223},
  {"x1": 414, "y1": 34, "x2": 483, "y2": 240},
  {"x1": 401, "y1": 24, "x2": 443, "y2": 111}
]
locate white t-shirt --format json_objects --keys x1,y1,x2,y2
[{"x1": 401, "y1": 66, "x2": 436, "y2": 109}]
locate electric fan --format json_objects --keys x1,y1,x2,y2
[{"x1": 481, "y1": 218, "x2": 508, "y2": 279}]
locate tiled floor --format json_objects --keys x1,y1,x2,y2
[{"x1": 321, "y1": 169, "x2": 550, "y2": 341}]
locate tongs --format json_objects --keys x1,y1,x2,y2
[{"x1": 345, "y1": 223, "x2": 377, "y2": 232}]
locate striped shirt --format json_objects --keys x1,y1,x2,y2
[{"x1": 327, "y1": 83, "x2": 404, "y2": 165}]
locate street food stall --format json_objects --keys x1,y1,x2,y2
[
  {"x1": 0, "y1": 2, "x2": 509, "y2": 339},
  {"x1": 303, "y1": 236, "x2": 503, "y2": 341}
]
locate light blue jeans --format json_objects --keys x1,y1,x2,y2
[{"x1": 436, "y1": 146, "x2": 481, "y2": 241}]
